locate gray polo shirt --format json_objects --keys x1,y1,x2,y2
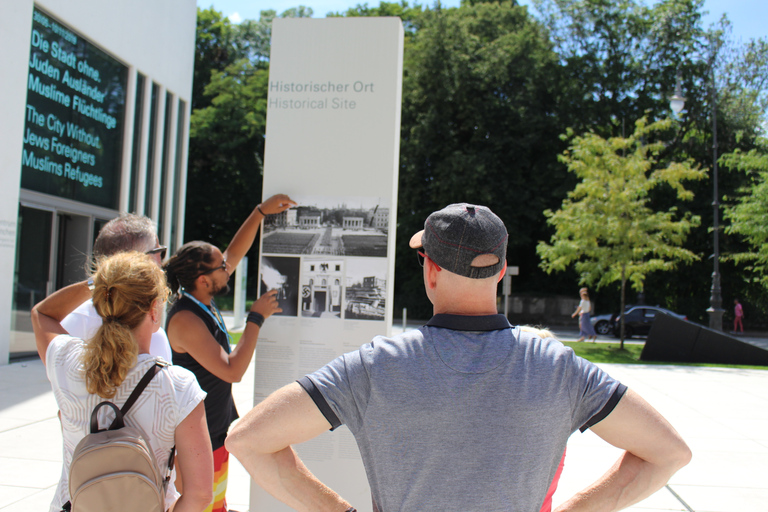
[{"x1": 300, "y1": 314, "x2": 626, "y2": 512}]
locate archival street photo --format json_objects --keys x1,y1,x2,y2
[
  {"x1": 299, "y1": 257, "x2": 344, "y2": 319},
  {"x1": 344, "y1": 257, "x2": 387, "y2": 321},
  {"x1": 259, "y1": 256, "x2": 300, "y2": 317},
  {"x1": 261, "y1": 195, "x2": 389, "y2": 257}
]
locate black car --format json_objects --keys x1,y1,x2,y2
[
  {"x1": 591, "y1": 304, "x2": 636, "y2": 335},
  {"x1": 611, "y1": 306, "x2": 687, "y2": 338}
]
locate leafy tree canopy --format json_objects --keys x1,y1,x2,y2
[
  {"x1": 722, "y1": 141, "x2": 768, "y2": 290},
  {"x1": 537, "y1": 118, "x2": 704, "y2": 317}
]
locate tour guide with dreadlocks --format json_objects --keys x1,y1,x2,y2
[{"x1": 164, "y1": 194, "x2": 295, "y2": 512}]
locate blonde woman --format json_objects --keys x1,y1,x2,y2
[
  {"x1": 31, "y1": 252, "x2": 213, "y2": 512},
  {"x1": 572, "y1": 287, "x2": 598, "y2": 342}
]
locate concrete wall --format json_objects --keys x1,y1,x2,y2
[{"x1": 501, "y1": 295, "x2": 582, "y2": 327}]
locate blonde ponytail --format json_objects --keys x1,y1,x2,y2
[
  {"x1": 82, "y1": 321, "x2": 138, "y2": 398},
  {"x1": 82, "y1": 252, "x2": 169, "y2": 398}
]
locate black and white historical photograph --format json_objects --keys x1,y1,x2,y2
[
  {"x1": 261, "y1": 196, "x2": 389, "y2": 257},
  {"x1": 299, "y1": 258, "x2": 344, "y2": 319},
  {"x1": 260, "y1": 256, "x2": 300, "y2": 317},
  {"x1": 344, "y1": 257, "x2": 387, "y2": 321}
]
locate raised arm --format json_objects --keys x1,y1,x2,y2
[
  {"x1": 223, "y1": 194, "x2": 296, "y2": 270},
  {"x1": 554, "y1": 388, "x2": 691, "y2": 512},
  {"x1": 31, "y1": 280, "x2": 93, "y2": 364},
  {"x1": 167, "y1": 289, "x2": 281, "y2": 383},
  {"x1": 226, "y1": 382, "x2": 353, "y2": 512}
]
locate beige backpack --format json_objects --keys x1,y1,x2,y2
[{"x1": 63, "y1": 363, "x2": 174, "y2": 512}]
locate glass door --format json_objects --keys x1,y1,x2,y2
[
  {"x1": 11, "y1": 206, "x2": 94, "y2": 358},
  {"x1": 11, "y1": 206, "x2": 53, "y2": 356}
]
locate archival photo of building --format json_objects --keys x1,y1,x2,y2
[
  {"x1": 344, "y1": 257, "x2": 387, "y2": 321},
  {"x1": 260, "y1": 256, "x2": 300, "y2": 317},
  {"x1": 299, "y1": 258, "x2": 344, "y2": 319},
  {"x1": 262, "y1": 195, "x2": 389, "y2": 257}
]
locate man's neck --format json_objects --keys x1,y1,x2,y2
[
  {"x1": 433, "y1": 303, "x2": 498, "y2": 316},
  {"x1": 186, "y1": 288, "x2": 213, "y2": 307}
]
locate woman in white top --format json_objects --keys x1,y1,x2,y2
[
  {"x1": 571, "y1": 287, "x2": 598, "y2": 342},
  {"x1": 31, "y1": 252, "x2": 213, "y2": 512}
]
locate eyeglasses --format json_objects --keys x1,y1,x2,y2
[
  {"x1": 201, "y1": 258, "x2": 227, "y2": 275},
  {"x1": 416, "y1": 250, "x2": 441, "y2": 271},
  {"x1": 146, "y1": 245, "x2": 167, "y2": 260}
]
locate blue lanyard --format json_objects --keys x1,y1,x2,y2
[{"x1": 180, "y1": 290, "x2": 231, "y2": 344}]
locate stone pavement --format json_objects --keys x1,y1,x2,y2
[{"x1": 1, "y1": 324, "x2": 766, "y2": 511}]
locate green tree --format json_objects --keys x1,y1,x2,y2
[
  {"x1": 532, "y1": 0, "x2": 768, "y2": 323},
  {"x1": 186, "y1": 7, "x2": 311, "y2": 297},
  {"x1": 537, "y1": 117, "x2": 705, "y2": 345},
  {"x1": 187, "y1": 7, "x2": 312, "y2": 250},
  {"x1": 722, "y1": 142, "x2": 768, "y2": 293},
  {"x1": 330, "y1": 1, "x2": 424, "y2": 30},
  {"x1": 187, "y1": 60, "x2": 270, "y2": 248},
  {"x1": 232, "y1": 6, "x2": 314, "y2": 64},
  {"x1": 193, "y1": 8, "x2": 241, "y2": 111},
  {"x1": 645, "y1": 22, "x2": 768, "y2": 323},
  {"x1": 395, "y1": 1, "x2": 566, "y2": 318}
]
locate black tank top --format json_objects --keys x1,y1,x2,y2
[{"x1": 167, "y1": 295, "x2": 238, "y2": 450}]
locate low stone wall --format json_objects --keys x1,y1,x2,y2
[{"x1": 498, "y1": 295, "x2": 582, "y2": 327}]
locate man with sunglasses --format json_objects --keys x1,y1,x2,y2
[
  {"x1": 163, "y1": 194, "x2": 296, "y2": 512},
  {"x1": 61, "y1": 213, "x2": 173, "y2": 361},
  {"x1": 227, "y1": 202, "x2": 690, "y2": 512}
]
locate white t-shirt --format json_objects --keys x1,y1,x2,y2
[
  {"x1": 45, "y1": 335, "x2": 206, "y2": 512},
  {"x1": 579, "y1": 299, "x2": 592, "y2": 314},
  {"x1": 62, "y1": 299, "x2": 173, "y2": 362}
]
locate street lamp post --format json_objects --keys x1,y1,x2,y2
[{"x1": 670, "y1": 68, "x2": 725, "y2": 330}]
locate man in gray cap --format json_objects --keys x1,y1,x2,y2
[{"x1": 227, "y1": 203, "x2": 691, "y2": 512}]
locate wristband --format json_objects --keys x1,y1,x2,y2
[
  {"x1": 247, "y1": 311, "x2": 265, "y2": 328},
  {"x1": 86, "y1": 278, "x2": 95, "y2": 291},
  {"x1": 256, "y1": 204, "x2": 266, "y2": 216},
  {"x1": 345, "y1": 508, "x2": 357, "y2": 512}
]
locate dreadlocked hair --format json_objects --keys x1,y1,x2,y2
[
  {"x1": 82, "y1": 251, "x2": 170, "y2": 398},
  {"x1": 163, "y1": 241, "x2": 216, "y2": 296}
]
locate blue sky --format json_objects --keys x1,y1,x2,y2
[{"x1": 196, "y1": 0, "x2": 766, "y2": 42}]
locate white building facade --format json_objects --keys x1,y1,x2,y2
[{"x1": 1, "y1": 0, "x2": 197, "y2": 363}]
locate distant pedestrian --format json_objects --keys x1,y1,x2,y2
[
  {"x1": 572, "y1": 287, "x2": 597, "y2": 342},
  {"x1": 734, "y1": 298, "x2": 744, "y2": 333}
]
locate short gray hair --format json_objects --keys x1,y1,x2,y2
[{"x1": 93, "y1": 214, "x2": 157, "y2": 258}]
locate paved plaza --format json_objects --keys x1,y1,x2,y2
[{"x1": 1, "y1": 325, "x2": 766, "y2": 511}]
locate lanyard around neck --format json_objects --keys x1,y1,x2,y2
[{"x1": 180, "y1": 290, "x2": 231, "y2": 344}]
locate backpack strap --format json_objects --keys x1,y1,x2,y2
[
  {"x1": 108, "y1": 362, "x2": 163, "y2": 430},
  {"x1": 121, "y1": 363, "x2": 177, "y2": 492},
  {"x1": 163, "y1": 445, "x2": 176, "y2": 491},
  {"x1": 90, "y1": 402, "x2": 124, "y2": 433}
]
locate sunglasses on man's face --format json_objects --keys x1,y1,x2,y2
[
  {"x1": 146, "y1": 246, "x2": 167, "y2": 260},
  {"x1": 201, "y1": 259, "x2": 228, "y2": 275}
]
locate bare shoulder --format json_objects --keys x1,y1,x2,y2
[{"x1": 166, "y1": 309, "x2": 211, "y2": 353}]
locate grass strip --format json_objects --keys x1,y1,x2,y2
[
  {"x1": 564, "y1": 341, "x2": 768, "y2": 369},
  {"x1": 231, "y1": 333, "x2": 766, "y2": 370}
]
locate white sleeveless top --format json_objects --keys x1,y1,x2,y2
[{"x1": 45, "y1": 335, "x2": 205, "y2": 512}]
